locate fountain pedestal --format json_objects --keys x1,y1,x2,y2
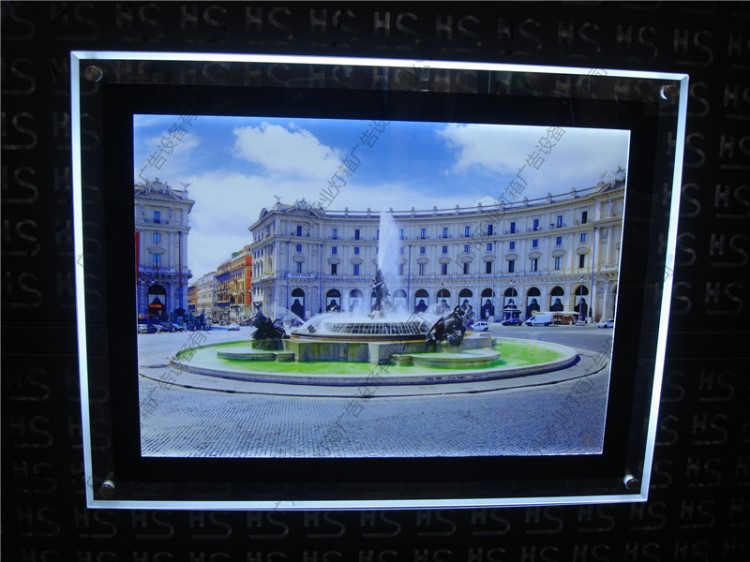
[{"x1": 283, "y1": 331, "x2": 496, "y2": 365}]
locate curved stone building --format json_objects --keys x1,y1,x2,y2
[{"x1": 249, "y1": 171, "x2": 625, "y2": 324}]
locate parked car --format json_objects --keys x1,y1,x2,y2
[
  {"x1": 170, "y1": 323, "x2": 186, "y2": 332},
  {"x1": 501, "y1": 317, "x2": 522, "y2": 326},
  {"x1": 226, "y1": 323, "x2": 240, "y2": 331},
  {"x1": 597, "y1": 318, "x2": 615, "y2": 328},
  {"x1": 137, "y1": 324, "x2": 149, "y2": 334},
  {"x1": 471, "y1": 321, "x2": 489, "y2": 332},
  {"x1": 525, "y1": 312, "x2": 554, "y2": 327}
]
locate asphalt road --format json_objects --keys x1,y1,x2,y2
[{"x1": 488, "y1": 323, "x2": 614, "y2": 354}]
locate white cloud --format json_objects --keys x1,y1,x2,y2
[
  {"x1": 437, "y1": 123, "x2": 535, "y2": 176},
  {"x1": 233, "y1": 122, "x2": 342, "y2": 180},
  {"x1": 438, "y1": 124, "x2": 630, "y2": 202},
  {"x1": 135, "y1": 131, "x2": 201, "y2": 184},
  {"x1": 184, "y1": 170, "x2": 340, "y2": 279}
]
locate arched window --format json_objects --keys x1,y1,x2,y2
[
  {"x1": 290, "y1": 288, "x2": 305, "y2": 320},
  {"x1": 574, "y1": 285, "x2": 590, "y2": 317},
  {"x1": 526, "y1": 287, "x2": 541, "y2": 319},
  {"x1": 326, "y1": 289, "x2": 342, "y2": 312},
  {"x1": 550, "y1": 286, "x2": 565, "y2": 311},
  {"x1": 480, "y1": 288, "x2": 495, "y2": 319},
  {"x1": 147, "y1": 284, "x2": 167, "y2": 317},
  {"x1": 348, "y1": 289, "x2": 364, "y2": 313},
  {"x1": 414, "y1": 289, "x2": 429, "y2": 312},
  {"x1": 392, "y1": 289, "x2": 408, "y2": 310}
]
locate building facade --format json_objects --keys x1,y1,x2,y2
[
  {"x1": 249, "y1": 172, "x2": 625, "y2": 323},
  {"x1": 134, "y1": 179, "x2": 194, "y2": 319},
  {"x1": 215, "y1": 246, "x2": 253, "y2": 323},
  {"x1": 187, "y1": 284, "x2": 197, "y2": 314},
  {"x1": 193, "y1": 272, "x2": 218, "y2": 322}
]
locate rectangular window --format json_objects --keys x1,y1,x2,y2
[
  {"x1": 487, "y1": 224, "x2": 493, "y2": 236},
  {"x1": 418, "y1": 263, "x2": 425, "y2": 275},
  {"x1": 332, "y1": 228, "x2": 338, "y2": 240},
  {"x1": 557, "y1": 215, "x2": 563, "y2": 228},
  {"x1": 400, "y1": 247, "x2": 404, "y2": 254},
  {"x1": 556, "y1": 236, "x2": 562, "y2": 246},
  {"x1": 420, "y1": 228, "x2": 426, "y2": 239},
  {"x1": 554, "y1": 256, "x2": 561, "y2": 270},
  {"x1": 354, "y1": 229, "x2": 360, "y2": 240},
  {"x1": 354, "y1": 246, "x2": 360, "y2": 255},
  {"x1": 153, "y1": 210, "x2": 161, "y2": 224},
  {"x1": 442, "y1": 245, "x2": 448, "y2": 254},
  {"x1": 579, "y1": 254, "x2": 585, "y2": 268},
  {"x1": 398, "y1": 264, "x2": 404, "y2": 276},
  {"x1": 464, "y1": 244, "x2": 470, "y2": 253},
  {"x1": 153, "y1": 232, "x2": 161, "y2": 244},
  {"x1": 582, "y1": 211, "x2": 588, "y2": 224},
  {"x1": 353, "y1": 264, "x2": 360, "y2": 276},
  {"x1": 420, "y1": 246, "x2": 426, "y2": 254},
  {"x1": 296, "y1": 225, "x2": 302, "y2": 236},
  {"x1": 533, "y1": 218, "x2": 540, "y2": 231},
  {"x1": 152, "y1": 253, "x2": 161, "y2": 266},
  {"x1": 510, "y1": 222, "x2": 516, "y2": 234},
  {"x1": 465, "y1": 226, "x2": 471, "y2": 237},
  {"x1": 531, "y1": 258, "x2": 538, "y2": 272},
  {"x1": 463, "y1": 262, "x2": 470, "y2": 274},
  {"x1": 296, "y1": 262, "x2": 303, "y2": 273},
  {"x1": 442, "y1": 227, "x2": 449, "y2": 238},
  {"x1": 580, "y1": 232, "x2": 587, "y2": 243},
  {"x1": 441, "y1": 263, "x2": 448, "y2": 275},
  {"x1": 399, "y1": 228, "x2": 405, "y2": 240},
  {"x1": 296, "y1": 243, "x2": 302, "y2": 252},
  {"x1": 331, "y1": 263, "x2": 337, "y2": 275},
  {"x1": 486, "y1": 243, "x2": 493, "y2": 252},
  {"x1": 532, "y1": 239, "x2": 539, "y2": 248},
  {"x1": 508, "y1": 259, "x2": 515, "y2": 273},
  {"x1": 509, "y1": 241, "x2": 516, "y2": 250},
  {"x1": 485, "y1": 261, "x2": 492, "y2": 274},
  {"x1": 332, "y1": 246, "x2": 338, "y2": 254}
]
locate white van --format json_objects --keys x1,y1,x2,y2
[{"x1": 525, "y1": 312, "x2": 554, "y2": 326}]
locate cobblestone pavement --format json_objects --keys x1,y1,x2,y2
[{"x1": 139, "y1": 332, "x2": 609, "y2": 457}]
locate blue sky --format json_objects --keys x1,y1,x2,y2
[{"x1": 134, "y1": 115, "x2": 630, "y2": 281}]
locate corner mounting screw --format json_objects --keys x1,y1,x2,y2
[
  {"x1": 84, "y1": 65, "x2": 104, "y2": 83},
  {"x1": 99, "y1": 478, "x2": 115, "y2": 499},
  {"x1": 659, "y1": 85, "x2": 678, "y2": 103},
  {"x1": 623, "y1": 473, "x2": 640, "y2": 493}
]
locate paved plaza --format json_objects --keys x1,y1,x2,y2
[{"x1": 137, "y1": 325, "x2": 612, "y2": 458}]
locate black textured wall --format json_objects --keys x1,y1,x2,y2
[{"x1": 3, "y1": 2, "x2": 749, "y2": 560}]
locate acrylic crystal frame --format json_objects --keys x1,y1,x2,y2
[{"x1": 71, "y1": 51, "x2": 687, "y2": 509}]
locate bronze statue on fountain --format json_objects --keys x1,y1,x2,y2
[
  {"x1": 426, "y1": 305, "x2": 467, "y2": 347},
  {"x1": 250, "y1": 305, "x2": 288, "y2": 350},
  {"x1": 369, "y1": 268, "x2": 391, "y2": 318}
]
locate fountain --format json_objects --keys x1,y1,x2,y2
[{"x1": 166, "y1": 210, "x2": 579, "y2": 387}]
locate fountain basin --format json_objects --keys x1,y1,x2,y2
[
  {"x1": 284, "y1": 332, "x2": 495, "y2": 364},
  {"x1": 167, "y1": 337, "x2": 579, "y2": 389}
]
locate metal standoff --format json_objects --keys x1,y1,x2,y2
[
  {"x1": 623, "y1": 473, "x2": 640, "y2": 493},
  {"x1": 84, "y1": 65, "x2": 104, "y2": 83},
  {"x1": 659, "y1": 84, "x2": 678, "y2": 102},
  {"x1": 99, "y1": 474, "x2": 115, "y2": 499}
]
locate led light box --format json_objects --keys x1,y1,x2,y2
[{"x1": 71, "y1": 51, "x2": 687, "y2": 509}]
